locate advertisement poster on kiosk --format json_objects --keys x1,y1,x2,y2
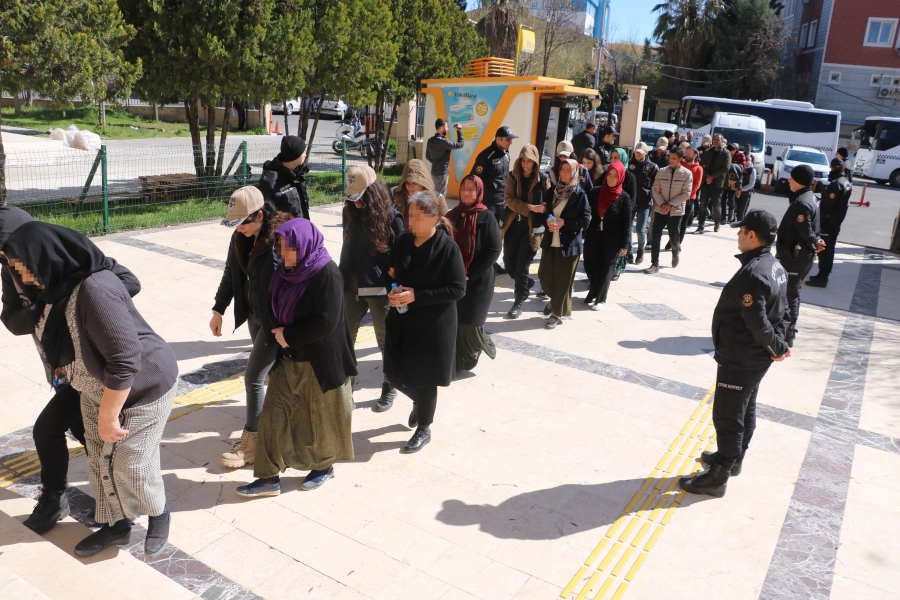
[{"x1": 442, "y1": 85, "x2": 507, "y2": 181}]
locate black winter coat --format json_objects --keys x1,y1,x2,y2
[
  {"x1": 585, "y1": 190, "x2": 634, "y2": 252},
  {"x1": 448, "y1": 210, "x2": 502, "y2": 326},
  {"x1": 258, "y1": 159, "x2": 311, "y2": 219},
  {"x1": 537, "y1": 186, "x2": 592, "y2": 258},
  {"x1": 628, "y1": 159, "x2": 659, "y2": 209},
  {"x1": 339, "y1": 208, "x2": 405, "y2": 293},
  {"x1": 271, "y1": 261, "x2": 358, "y2": 393},
  {"x1": 819, "y1": 176, "x2": 852, "y2": 236},
  {"x1": 712, "y1": 246, "x2": 789, "y2": 370},
  {"x1": 572, "y1": 130, "x2": 595, "y2": 159},
  {"x1": 471, "y1": 142, "x2": 510, "y2": 208},
  {"x1": 213, "y1": 213, "x2": 292, "y2": 340},
  {"x1": 384, "y1": 229, "x2": 467, "y2": 388}
]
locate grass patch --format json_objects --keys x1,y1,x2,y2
[
  {"x1": 1, "y1": 105, "x2": 266, "y2": 140},
  {"x1": 17, "y1": 169, "x2": 401, "y2": 236}
]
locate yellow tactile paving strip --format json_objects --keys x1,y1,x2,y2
[
  {"x1": 561, "y1": 384, "x2": 718, "y2": 599},
  {"x1": 0, "y1": 325, "x2": 380, "y2": 489}
]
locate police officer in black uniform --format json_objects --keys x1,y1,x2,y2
[
  {"x1": 594, "y1": 125, "x2": 617, "y2": 166},
  {"x1": 258, "y1": 135, "x2": 311, "y2": 219},
  {"x1": 807, "y1": 158, "x2": 852, "y2": 288},
  {"x1": 679, "y1": 209, "x2": 791, "y2": 498},
  {"x1": 835, "y1": 147, "x2": 853, "y2": 183},
  {"x1": 471, "y1": 126, "x2": 516, "y2": 274},
  {"x1": 775, "y1": 164, "x2": 825, "y2": 347}
]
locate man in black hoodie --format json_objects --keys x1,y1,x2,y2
[
  {"x1": 807, "y1": 159, "x2": 852, "y2": 288},
  {"x1": 775, "y1": 165, "x2": 825, "y2": 347},
  {"x1": 258, "y1": 135, "x2": 311, "y2": 219},
  {"x1": 594, "y1": 125, "x2": 617, "y2": 166},
  {"x1": 679, "y1": 209, "x2": 790, "y2": 498}
]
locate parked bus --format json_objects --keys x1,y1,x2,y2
[
  {"x1": 676, "y1": 97, "x2": 841, "y2": 170},
  {"x1": 851, "y1": 116, "x2": 900, "y2": 187}
]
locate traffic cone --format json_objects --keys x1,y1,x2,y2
[{"x1": 274, "y1": 120, "x2": 281, "y2": 135}]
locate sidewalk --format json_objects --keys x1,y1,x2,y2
[{"x1": 1, "y1": 207, "x2": 898, "y2": 600}]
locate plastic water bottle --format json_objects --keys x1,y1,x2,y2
[
  {"x1": 391, "y1": 283, "x2": 408, "y2": 314},
  {"x1": 547, "y1": 212, "x2": 557, "y2": 227}
]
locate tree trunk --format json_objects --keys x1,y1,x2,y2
[
  {"x1": 99, "y1": 100, "x2": 107, "y2": 129},
  {"x1": 13, "y1": 90, "x2": 22, "y2": 117},
  {"x1": 26, "y1": 90, "x2": 33, "y2": 107},
  {"x1": 282, "y1": 99, "x2": 290, "y2": 136},
  {"x1": 0, "y1": 107, "x2": 6, "y2": 206},
  {"x1": 298, "y1": 88, "x2": 311, "y2": 139},
  {"x1": 152, "y1": 102, "x2": 159, "y2": 121},
  {"x1": 306, "y1": 89, "x2": 327, "y2": 158},
  {"x1": 378, "y1": 99, "x2": 398, "y2": 173},
  {"x1": 184, "y1": 97, "x2": 205, "y2": 177},
  {"x1": 215, "y1": 94, "x2": 232, "y2": 178},
  {"x1": 205, "y1": 104, "x2": 217, "y2": 179}
]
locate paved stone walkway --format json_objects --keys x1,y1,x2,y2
[{"x1": 0, "y1": 204, "x2": 898, "y2": 600}]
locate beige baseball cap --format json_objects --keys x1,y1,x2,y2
[
  {"x1": 655, "y1": 137, "x2": 669, "y2": 149},
  {"x1": 344, "y1": 165, "x2": 377, "y2": 202},
  {"x1": 634, "y1": 141, "x2": 650, "y2": 155},
  {"x1": 222, "y1": 186, "x2": 264, "y2": 227},
  {"x1": 556, "y1": 140, "x2": 575, "y2": 157}
]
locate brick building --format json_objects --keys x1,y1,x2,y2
[{"x1": 779, "y1": 0, "x2": 900, "y2": 125}]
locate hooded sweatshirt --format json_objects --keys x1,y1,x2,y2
[
  {"x1": 502, "y1": 145, "x2": 550, "y2": 246},
  {"x1": 392, "y1": 159, "x2": 448, "y2": 222}
]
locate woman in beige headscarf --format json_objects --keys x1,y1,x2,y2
[{"x1": 393, "y1": 159, "x2": 448, "y2": 224}]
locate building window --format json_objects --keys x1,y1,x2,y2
[
  {"x1": 828, "y1": 71, "x2": 841, "y2": 85},
  {"x1": 871, "y1": 74, "x2": 884, "y2": 87},
  {"x1": 892, "y1": 77, "x2": 900, "y2": 87},
  {"x1": 784, "y1": 0, "x2": 795, "y2": 17},
  {"x1": 807, "y1": 20, "x2": 818, "y2": 48},
  {"x1": 799, "y1": 23, "x2": 808, "y2": 48},
  {"x1": 865, "y1": 18, "x2": 898, "y2": 47}
]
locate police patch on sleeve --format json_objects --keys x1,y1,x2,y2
[
  {"x1": 629, "y1": 164, "x2": 635, "y2": 170},
  {"x1": 741, "y1": 294, "x2": 754, "y2": 307},
  {"x1": 829, "y1": 192, "x2": 836, "y2": 199},
  {"x1": 475, "y1": 165, "x2": 484, "y2": 175},
  {"x1": 797, "y1": 214, "x2": 805, "y2": 223}
]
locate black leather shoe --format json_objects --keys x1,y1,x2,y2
[
  {"x1": 627, "y1": 253, "x2": 634, "y2": 264},
  {"x1": 714, "y1": 223, "x2": 720, "y2": 232},
  {"x1": 82, "y1": 509, "x2": 101, "y2": 528},
  {"x1": 144, "y1": 506, "x2": 169, "y2": 557},
  {"x1": 74, "y1": 524, "x2": 132, "y2": 557},
  {"x1": 403, "y1": 428, "x2": 431, "y2": 453},
  {"x1": 506, "y1": 302, "x2": 522, "y2": 319},
  {"x1": 408, "y1": 406, "x2": 418, "y2": 429},
  {"x1": 542, "y1": 303, "x2": 552, "y2": 316},
  {"x1": 611, "y1": 271, "x2": 620, "y2": 281},
  {"x1": 700, "y1": 450, "x2": 743, "y2": 476},
  {"x1": 493, "y1": 263, "x2": 507, "y2": 275},
  {"x1": 535, "y1": 290, "x2": 548, "y2": 299},
  {"x1": 374, "y1": 383, "x2": 396, "y2": 412},
  {"x1": 527, "y1": 278, "x2": 535, "y2": 290},
  {"x1": 635, "y1": 251, "x2": 644, "y2": 265},
  {"x1": 806, "y1": 277, "x2": 827, "y2": 288},
  {"x1": 679, "y1": 464, "x2": 729, "y2": 497},
  {"x1": 23, "y1": 487, "x2": 69, "y2": 535}
]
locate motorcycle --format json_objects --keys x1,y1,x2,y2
[{"x1": 332, "y1": 116, "x2": 373, "y2": 157}]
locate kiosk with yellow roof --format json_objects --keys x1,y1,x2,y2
[{"x1": 420, "y1": 57, "x2": 598, "y2": 197}]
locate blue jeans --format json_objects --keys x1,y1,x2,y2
[{"x1": 631, "y1": 207, "x2": 650, "y2": 255}]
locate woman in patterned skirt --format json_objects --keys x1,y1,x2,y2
[{"x1": 2, "y1": 222, "x2": 178, "y2": 558}]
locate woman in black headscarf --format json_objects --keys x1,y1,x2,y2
[
  {"x1": 2, "y1": 222, "x2": 178, "y2": 559},
  {"x1": 1, "y1": 209, "x2": 141, "y2": 536}
]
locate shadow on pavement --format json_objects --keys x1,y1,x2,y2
[{"x1": 618, "y1": 336, "x2": 713, "y2": 356}]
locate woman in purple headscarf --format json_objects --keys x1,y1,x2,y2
[{"x1": 236, "y1": 219, "x2": 357, "y2": 498}]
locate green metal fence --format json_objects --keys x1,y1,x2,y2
[{"x1": 4, "y1": 138, "x2": 401, "y2": 236}]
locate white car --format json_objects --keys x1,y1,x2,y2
[
  {"x1": 772, "y1": 146, "x2": 830, "y2": 193},
  {"x1": 272, "y1": 98, "x2": 304, "y2": 115},
  {"x1": 315, "y1": 96, "x2": 347, "y2": 120}
]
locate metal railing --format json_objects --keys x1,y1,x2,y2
[{"x1": 4, "y1": 138, "x2": 400, "y2": 236}]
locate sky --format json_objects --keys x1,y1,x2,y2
[{"x1": 465, "y1": 0, "x2": 660, "y2": 44}]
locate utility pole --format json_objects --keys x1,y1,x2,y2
[{"x1": 592, "y1": 0, "x2": 611, "y2": 122}]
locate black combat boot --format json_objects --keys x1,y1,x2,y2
[
  {"x1": 507, "y1": 297, "x2": 524, "y2": 319},
  {"x1": 678, "y1": 463, "x2": 729, "y2": 497},
  {"x1": 23, "y1": 487, "x2": 70, "y2": 535},
  {"x1": 700, "y1": 450, "x2": 743, "y2": 476}
]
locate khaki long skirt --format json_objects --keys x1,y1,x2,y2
[{"x1": 254, "y1": 359, "x2": 354, "y2": 478}]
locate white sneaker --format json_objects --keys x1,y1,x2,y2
[{"x1": 590, "y1": 302, "x2": 605, "y2": 311}]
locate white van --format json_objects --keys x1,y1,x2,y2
[{"x1": 710, "y1": 112, "x2": 766, "y2": 184}]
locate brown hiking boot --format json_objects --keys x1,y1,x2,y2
[
  {"x1": 644, "y1": 265, "x2": 660, "y2": 274},
  {"x1": 672, "y1": 253, "x2": 680, "y2": 268},
  {"x1": 221, "y1": 429, "x2": 256, "y2": 468}
]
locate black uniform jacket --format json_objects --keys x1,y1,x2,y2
[
  {"x1": 776, "y1": 187, "x2": 820, "y2": 264},
  {"x1": 712, "y1": 245, "x2": 789, "y2": 370},
  {"x1": 470, "y1": 142, "x2": 510, "y2": 208},
  {"x1": 258, "y1": 159, "x2": 311, "y2": 219},
  {"x1": 819, "y1": 177, "x2": 852, "y2": 236}
]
